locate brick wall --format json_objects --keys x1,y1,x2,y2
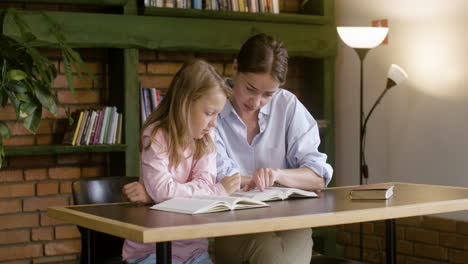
[{"x1": 337, "y1": 215, "x2": 468, "y2": 264}]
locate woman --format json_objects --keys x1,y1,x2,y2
[{"x1": 124, "y1": 34, "x2": 332, "y2": 264}]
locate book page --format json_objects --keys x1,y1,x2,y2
[
  {"x1": 232, "y1": 189, "x2": 283, "y2": 201},
  {"x1": 268, "y1": 187, "x2": 319, "y2": 198},
  {"x1": 151, "y1": 197, "x2": 229, "y2": 214}
]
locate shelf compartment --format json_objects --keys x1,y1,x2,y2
[
  {"x1": 2, "y1": 10, "x2": 336, "y2": 58},
  {"x1": 142, "y1": 7, "x2": 330, "y2": 25},
  {"x1": 4, "y1": 144, "x2": 127, "y2": 156}
]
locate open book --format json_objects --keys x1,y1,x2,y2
[
  {"x1": 232, "y1": 187, "x2": 318, "y2": 202},
  {"x1": 150, "y1": 195, "x2": 269, "y2": 215},
  {"x1": 349, "y1": 183, "x2": 394, "y2": 200}
]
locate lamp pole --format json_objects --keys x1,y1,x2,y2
[{"x1": 355, "y1": 48, "x2": 370, "y2": 185}]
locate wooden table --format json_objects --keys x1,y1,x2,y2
[{"x1": 48, "y1": 183, "x2": 468, "y2": 264}]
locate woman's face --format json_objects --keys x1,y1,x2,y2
[
  {"x1": 189, "y1": 89, "x2": 227, "y2": 139},
  {"x1": 232, "y1": 72, "x2": 280, "y2": 115}
]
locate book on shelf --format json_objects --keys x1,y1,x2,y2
[
  {"x1": 62, "y1": 111, "x2": 82, "y2": 145},
  {"x1": 232, "y1": 186, "x2": 318, "y2": 202},
  {"x1": 61, "y1": 107, "x2": 122, "y2": 146},
  {"x1": 151, "y1": 195, "x2": 269, "y2": 214},
  {"x1": 349, "y1": 183, "x2": 395, "y2": 200}
]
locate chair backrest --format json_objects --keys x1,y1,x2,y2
[
  {"x1": 72, "y1": 176, "x2": 139, "y2": 205},
  {"x1": 72, "y1": 176, "x2": 139, "y2": 264}
]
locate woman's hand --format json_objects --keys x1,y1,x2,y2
[
  {"x1": 122, "y1": 182, "x2": 153, "y2": 204},
  {"x1": 243, "y1": 168, "x2": 280, "y2": 192},
  {"x1": 220, "y1": 173, "x2": 241, "y2": 195}
]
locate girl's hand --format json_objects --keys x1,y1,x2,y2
[
  {"x1": 220, "y1": 173, "x2": 241, "y2": 195},
  {"x1": 122, "y1": 182, "x2": 153, "y2": 204},
  {"x1": 243, "y1": 168, "x2": 280, "y2": 192}
]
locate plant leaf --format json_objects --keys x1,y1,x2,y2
[
  {"x1": 22, "y1": 105, "x2": 41, "y2": 133},
  {"x1": 7, "y1": 69, "x2": 27, "y2": 81},
  {"x1": 5, "y1": 90, "x2": 20, "y2": 120},
  {"x1": 0, "y1": 121, "x2": 11, "y2": 139},
  {"x1": 34, "y1": 82, "x2": 57, "y2": 115},
  {"x1": 62, "y1": 54, "x2": 75, "y2": 96},
  {"x1": 11, "y1": 80, "x2": 28, "y2": 93},
  {"x1": 0, "y1": 137, "x2": 4, "y2": 169}
]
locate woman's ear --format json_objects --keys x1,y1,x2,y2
[{"x1": 232, "y1": 59, "x2": 238, "y2": 76}]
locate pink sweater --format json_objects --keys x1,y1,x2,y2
[{"x1": 122, "y1": 126, "x2": 227, "y2": 262}]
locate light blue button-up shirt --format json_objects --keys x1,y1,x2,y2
[{"x1": 215, "y1": 87, "x2": 333, "y2": 186}]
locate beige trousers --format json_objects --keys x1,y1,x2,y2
[{"x1": 214, "y1": 228, "x2": 313, "y2": 264}]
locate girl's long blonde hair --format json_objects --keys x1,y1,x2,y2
[{"x1": 142, "y1": 59, "x2": 231, "y2": 169}]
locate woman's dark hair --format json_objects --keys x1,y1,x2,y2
[{"x1": 236, "y1": 33, "x2": 288, "y2": 85}]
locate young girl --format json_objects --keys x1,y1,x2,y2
[{"x1": 122, "y1": 59, "x2": 240, "y2": 264}]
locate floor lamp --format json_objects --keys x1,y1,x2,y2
[{"x1": 337, "y1": 26, "x2": 389, "y2": 185}]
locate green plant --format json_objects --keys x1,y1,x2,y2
[{"x1": 0, "y1": 8, "x2": 95, "y2": 166}]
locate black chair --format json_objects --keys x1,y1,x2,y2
[{"x1": 72, "y1": 176, "x2": 139, "y2": 264}]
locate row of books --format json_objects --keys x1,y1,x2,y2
[
  {"x1": 62, "y1": 107, "x2": 123, "y2": 146},
  {"x1": 144, "y1": 0, "x2": 279, "y2": 14},
  {"x1": 140, "y1": 88, "x2": 163, "y2": 125}
]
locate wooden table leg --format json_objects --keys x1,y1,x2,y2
[
  {"x1": 156, "y1": 242, "x2": 172, "y2": 264},
  {"x1": 386, "y1": 219, "x2": 396, "y2": 264}
]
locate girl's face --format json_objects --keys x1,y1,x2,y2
[
  {"x1": 232, "y1": 72, "x2": 280, "y2": 115},
  {"x1": 189, "y1": 89, "x2": 227, "y2": 139}
]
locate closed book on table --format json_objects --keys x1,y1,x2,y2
[{"x1": 349, "y1": 183, "x2": 394, "y2": 200}]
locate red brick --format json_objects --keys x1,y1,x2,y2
[
  {"x1": 139, "y1": 49, "x2": 157, "y2": 61},
  {"x1": 0, "y1": 106, "x2": 17, "y2": 121},
  {"x1": 0, "y1": 244, "x2": 42, "y2": 261},
  {"x1": 3, "y1": 136, "x2": 35, "y2": 146},
  {"x1": 55, "y1": 225, "x2": 80, "y2": 239},
  {"x1": 59, "y1": 61, "x2": 104, "y2": 75},
  {"x1": 449, "y1": 248, "x2": 468, "y2": 264},
  {"x1": 1, "y1": 260, "x2": 30, "y2": 264},
  {"x1": 396, "y1": 226, "x2": 405, "y2": 240},
  {"x1": 0, "y1": 214, "x2": 38, "y2": 229},
  {"x1": 23, "y1": 197, "x2": 69, "y2": 212},
  {"x1": 0, "y1": 183, "x2": 35, "y2": 198},
  {"x1": 440, "y1": 232, "x2": 468, "y2": 250},
  {"x1": 397, "y1": 239, "x2": 413, "y2": 255},
  {"x1": 422, "y1": 216, "x2": 457, "y2": 232},
  {"x1": 59, "y1": 181, "x2": 73, "y2": 194},
  {"x1": 343, "y1": 246, "x2": 360, "y2": 261},
  {"x1": 343, "y1": 223, "x2": 360, "y2": 232},
  {"x1": 82, "y1": 166, "x2": 105, "y2": 178},
  {"x1": 35, "y1": 120, "x2": 54, "y2": 135},
  {"x1": 32, "y1": 227, "x2": 54, "y2": 241},
  {"x1": 56, "y1": 153, "x2": 90, "y2": 165},
  {"x1": 0, "y1": 230, "x2": 30, "y2": 245},
  {"x1": 414, "y1": 243, "x2": 448, "y2": 260},
  {"x1": 93, "y1": 75, "x2": 106, "y2": 89},
  {"x1": 53, "y1": 75, "x2": 93, "y2": 89},
  {"x1": 0, "y1": 200, "x2": 22, "y2": 214},
  {"x1": 49, "y1": 167, "x2": 81, "y2": 180},
  {"x1": 0, "y1": 170, "x2": 23, "y2": 182},
  {"x1": 336, "y1": 231, "x2": 352, "y2": 245},
  {"x1": 139, "y1": 63, "x2": 146, "y2": 74},
  {"x1": 33, "y1": 255, "x2": 68, "y2": 264},
  {"x1": 41, "y1": 212, "x2": 66, "y2": 226},
  {"x1": 157, "y1": 51, "x2": 195, "y2": 61},
  {"x1": 57, "y1": 90, "x2": 100, "y2": 104},
  {"x1": 405, "y1": 256, "x2": 447, "y2": 264},
  {"x1": 6, "y1": 122, "x2": 32, "y2": 136},
  {"x1": 139, "y1": 75, "x2": 173, "y2": 89},
  {"x1": 406, "y1": 227, "x2": 439, "y2": 244},
  {"x1": 224, "y1": 63, "x2": 234, "y2": 76},
  {"x1": 363, "y1": 235, "x2": 384, "y2": 250},
  {"x1": 9, "y1": 156, "x2": 56, "y2": 168},
  {"x1": 363, "y1": 248, "x2": 383, "y2": 264},
  {"x1": 36, "y1": 135, "x2": 54, "y2": 145},
  {"x1": 147, "y1": 62, "x2": 183, "y2": 74},
  {"x1": 44, "y1": 240, "x2": 81, "y2": 256},
  {"x1": 37, "y1": 182, "x2": 59, "y2": 196},
  {"x1": 457, "y1": 221, "x2": 468, "y2": 235},
  {"x1": 41, "y1": 106, "x2": 67, "y2": 119},
  {"x1": 24, "y1": 168, "x2": 48, "y2": 181}
]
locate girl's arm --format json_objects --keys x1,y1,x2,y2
[{"x1": 141, "y1": 132, "x2": 227, "y2": 204}]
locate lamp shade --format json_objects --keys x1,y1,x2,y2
[
  {"x1": 387, "y1": 64, "x2": 408, "y2": 86},
  {"x1": 337, "y1": 27, "x2": 389, "y2": 49}
]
